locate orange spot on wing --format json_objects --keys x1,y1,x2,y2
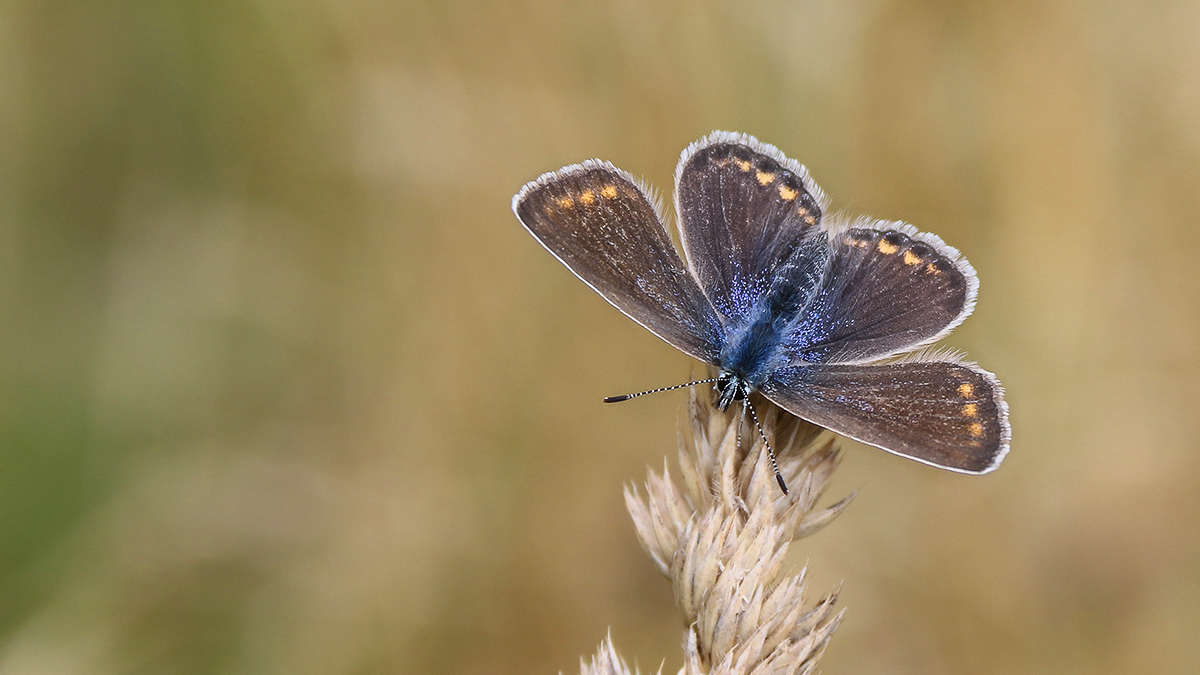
[
  {"x1": 967, "y1": 422, "x2": 985, "y2": 438},
  {"x1": 734, "y1": 159, "x2": 751, "y2": 172},
  {"x1": 958, "y1": 383, "x2": 975, "y2": 397},
  {"x1": 600, "y1": 185, "x2": 618, "y2": 199},
  {"x1": 961, "y1": 403, "x2": 978, "y2": 417},
  {"x1": 579, "y1": 190, "x2": 595, "y2": 205},
  {"x1": 756, "y1": 170, "x2": 776, "y2": 185},
  {"x1": 926, "y1": 262, "x2": 942, "y2": 275},
  {"x1": 778, "y1": 185, "x2": 798, "y2": 200},
  {"x1": 903, "y1": 250, "x2": 922, "y2": 266},
  {"x1": 877, "y1": 239, "x2": 899, "y2": 255},
  {"x1": 556, "y1": 196, "x2": 574, "y2": 208}
]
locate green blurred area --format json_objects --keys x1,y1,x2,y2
[{"x1": 2, "y1": 0, "x2": 1199, "y2": 673}]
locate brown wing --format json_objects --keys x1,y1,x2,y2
[
  {"x1": 761, "y1": 360, "x2": 1009, "y2": 473},
  {"x1": 514, "y1": 161, "x2": 722, "y2": 363}
]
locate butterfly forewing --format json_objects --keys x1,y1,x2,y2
[
  {"x1": 761, "y1": 361, "x2": 1009, "y2": 473},
  {"x1": 786, "y1": 225, "x2": 977, "y2": 365},
  {"x1": 675, "y1": 133, "x2": 827, "y2": 324},
  {"x1": 513, "y1": 162, "x2": 722, "y2": 363}
]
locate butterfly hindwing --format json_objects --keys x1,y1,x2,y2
[
  {"x1": 761, "y1": 360, "x2": 1009, "y2": 473},
  {"x1": 513, "y1": 161, "x2": 722, "y2": 363},
  {"x1": 786, "y1": 223, "x2": 977, "y2": 364},
  {"x1": 675, "y1": 132, "x2": 828, "y2": 324}
]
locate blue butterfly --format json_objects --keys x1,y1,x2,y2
[{"x1": 513, "y1": 132, "x2": 1009, "y2": 490}]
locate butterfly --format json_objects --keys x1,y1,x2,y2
[{"x1": 512, "y1": 132, "x2": 1010, "y2": 489}]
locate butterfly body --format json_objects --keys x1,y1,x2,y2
[
  {"x1": 513, "y1": 132, "x2": 1010, "y2": 474},
  {"x1": 717, "y1": 298, "x2": 795, "y2": 388},
  {"x1": 712, "y1": 254, "x2": 819, "y2": 408}
]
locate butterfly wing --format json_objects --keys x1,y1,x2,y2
[
  {"x1": 513, "y1": 161, "x2": 723, "y2": 363},
  {"x1": 761, "y1": 359, "x2": 1010, "y2": 473},
  {"x1": 674, "y1": 132, "x2": 829, "y2": 324},
  {"x1": 787, "y1": 222, "x2": 978, "y2": 364}
]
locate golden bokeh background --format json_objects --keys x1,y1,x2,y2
[{"x1": 3, "y1": 1, "x2": 1199, "y2": 673}]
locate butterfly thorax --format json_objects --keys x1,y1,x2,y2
[
  {"x1": 715, "y1": 299, "x2": 803, "y2": 409},
  {"x1": 710, "y1": 234, "x2": 830, "y2": 410}
]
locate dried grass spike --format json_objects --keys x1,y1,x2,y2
[{"x1": 587, "y1": 387, "x2": 853, "y2": 675}]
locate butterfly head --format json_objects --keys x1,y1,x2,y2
[{"x1": 715, "y1": 369, "x2": 750, "y2": 411}]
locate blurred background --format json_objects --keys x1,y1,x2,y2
[{"x1": 2, "y1": 0, "x2": 1199, "y2": 673}]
